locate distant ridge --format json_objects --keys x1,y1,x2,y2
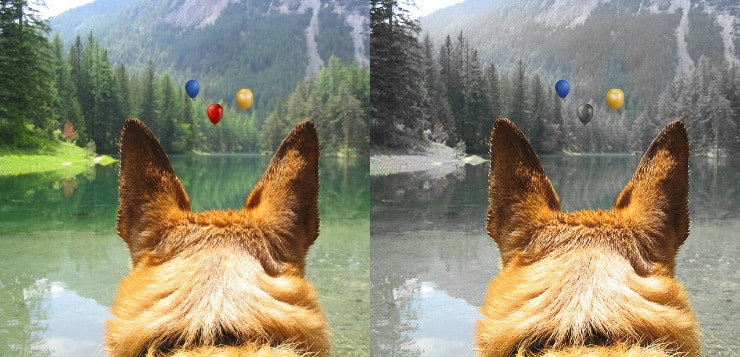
[{"x1": 49, "y1": 0, "x2": 368, "y2": 111}]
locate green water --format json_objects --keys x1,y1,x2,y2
[
  {"x1": 0, "y1": 155, "x2": 369, "y2": 357},
  {"x1": 371, "y1": 155, "x2": 740, "y2": 357}
]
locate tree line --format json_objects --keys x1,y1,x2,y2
[
  {"x1": 371, "y1": 0, "x2": 739, "y2": 156},
  {"x1": 261, "y1": 56, "x2": 369, "y2": 156},
  {"x1": 1, "y1": 0, "x2": 369, "y2": 155}
]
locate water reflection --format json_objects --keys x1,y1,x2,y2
[
  {"x1": 394, "y1": 279, "x2": 480, "y2": 357},
  {"x1": 371, "y1": 155, "x2": 740, "y2": 356},
  {"x1": 0, "y1": 155, "x2": 369, "y2": 357}
]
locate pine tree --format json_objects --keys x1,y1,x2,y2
[
  {"x1": 485, "y1": 63, "x2": 501, "y2": 118},
  {"x1": 260, "y1": 100, "x2": 290, "y2": 151},
  {"x1": 176, "y1": 87, "x2": 196, "y2": 152},
  {"x1": 511, "y1": 59, "x2": 528, "y2": 132},
  {"x1": 437, "y1": 35, "x2": 458, "y2": 142},
  {"x1": 0, "y1": 0, "x2": 56, "y2": 147},
  {"x1": 159, "y1": 74, "x2": 177, "y2": 151},
  {"x1": 329, "y1": 81, "x2": 363, "y2": 155},
  {"x1": 529, "y1": 74, "x2": 545, "y2": 151},
  {"x1": 420, "y1": 33, "x2": 452, "y2": 142},
  {"x1": 75, "y1": 32, "x2": 96, "y2": 146},
  {"x1": 448, "y1": 31, "x2": 466, "y2": 146},
  {"x1": 95, "y1": 48, "x2": 121, "y2": 152},
  {"x1": 115, "y1": 63, "x2": 132, "y2": 118},
  {"x1": 540, "y1": 88, "x2": 564, "y2": 152},
  {"x1": 370, "y1": 0, "x2": 424, "y2": 147},
  {"x1": 720, "y1": 64, "x2": 740, "y2": 155},
  {"x1": 139, "y1": 59, "x2": 158, "y2": 134},
  {"x1": 51, "y1": 33, "x2": 86, "y2": 145},
  {"x1": 462, "y1": 49, "x2": 490, "y2": 153}
]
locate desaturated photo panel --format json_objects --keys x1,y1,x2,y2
[
  {"x1": 0, "y1": 0, "x2": 369, "y2": 356},
  {"x1": 370, "y1": 1, "x2": 739, "y2": 356}
]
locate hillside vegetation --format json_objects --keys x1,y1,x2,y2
[
  {"x1": 371, "y1": 0, "x2": 739, "y2": 156},
  {"x1": 50, "y1": 0, "x2": 368, "y2": 113},
  {"x1": 1, "y1": 0, "x2": 368, "y2": 159}
]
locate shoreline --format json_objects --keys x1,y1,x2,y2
[{"x1": 370, "y1": 142, "x2": 486, "y2": 177}]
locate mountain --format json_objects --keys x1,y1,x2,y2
[
  {"x1": 420, "y1": 0, "x2": 739, "y2": 111},
  {"x1": 49, "y1": 0, "x2": 369, "y2": 112}
]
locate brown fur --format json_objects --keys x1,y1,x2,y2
[
  {"x1": 106, "y1": 118, "x2": 330, "y2": 357},
  {"x1": 476, "y1": 118, "x2": 700, "y2": 357}
]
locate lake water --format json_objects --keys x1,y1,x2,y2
[
  {"x1": 0, "y1": 155, "x2": 369, "y2": 357},
  {"x1": 370, "y1": 155, "x2": 740, "y2": 357}
]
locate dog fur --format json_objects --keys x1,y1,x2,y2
[
  {"x1": 106, "y1": 118, "x2": 330, "y2": 357},
  {"x1": 475, "y1": 118, "x2": 700, "y2": 357}
]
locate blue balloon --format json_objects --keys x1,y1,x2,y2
[
  {"x1": 185, "y1": 80, "x2": 199, "y2": 99},
  {"x1": 555, "y1": 79, "x2": 569, "y2": 99}
]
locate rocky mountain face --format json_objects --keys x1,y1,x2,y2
[
  {"x1": 421, "y1": 0, "x2": 739, "y2": 76},
  {"x1": 157, "y1": 0, "x2": 369, "y2": 74}
]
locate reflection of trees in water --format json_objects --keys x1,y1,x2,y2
[
  {"x1": 371, "y1": 164, "x2": 467, "y2": 235},
  {"x1": 0, "y1": 237, "x2": 57, "y2": 357},
  {"x1": 171, "y1": 155, "x2": 269, "y2": 211},
  {"x1": 370, "y1": 156, "x2": 739, "y2": 355},
  {"x1": 0, "y1": 165, "x2": 121, "y2": 352},
  {"x1": 540, "y1": 155, "x2": 740, "y2": 220},
  {"x1": 319, "y1": 157, "x2": 369, "y2": 221},
  {"x1": 371, "y1": 272, "x2": 422, "y2": 357},
  {"x1": 0, "y1": 155, "x2": 371, "y2": 355},
  {"x1": 0, "y1": 278, "x2": 52, "y2": 356},
  {"x1": 0, "y1": 164, "x2": 120, "y2": 233},
  {"x1": 172, "y1": 155, "x2": 369, "y2": 221},
  {"x1": 540, "y1": 155, "x2": 636, "y2": 211},
  {"x1": 687, "y1": 157, "x2": 739, "y2": 221},
  {"x1": 371, "y1": 165, "x2": 482, "y2": 356}
]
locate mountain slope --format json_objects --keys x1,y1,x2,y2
[
  {"x1": 50, "y1": 0, "x2": 369, "y2": 112},
  {"x1": 420, "y1": 0, "x2": 739, "y2": 112}
]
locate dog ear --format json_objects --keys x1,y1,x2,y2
[
  {"x1": 244, "y1": 120, "x2": 320, "y2": 256},
  {"x1": 487, "y1": 118, "x2": 560, "y2": 254},
  {"x1": 117, "y1": 118, "x2": 191, "y2": 258},
  {"x1": 613, "y1": 120, "x2": 690, "y2": 250}
]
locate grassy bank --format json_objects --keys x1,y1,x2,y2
[{"x1": 0, "y1": 142, "x2": 116, "y2": 176}]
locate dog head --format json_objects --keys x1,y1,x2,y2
[
  {"x1": 108, "y1": 118, "x2": 328, "y2": 356},
  {"x1": 476, "y1": 118, "x2": 699, "y2": 356}
]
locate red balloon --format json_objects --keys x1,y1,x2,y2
[{"x1": 207, "y1": 103, "x2": 223, "y2": 125}]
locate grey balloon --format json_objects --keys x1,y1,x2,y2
[{"x1": 577, "y1": 103, "x2": 593, "y2": 125}]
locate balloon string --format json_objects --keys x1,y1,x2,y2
[{"x1": 561, "y1": 98, "x2": 565, "y2": 125}]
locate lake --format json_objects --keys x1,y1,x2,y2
[
  {"x1": 0, "y1": 155, "x2": 369, "y2": 357},
  {"x1": 371, "y1": 155, "x2": 740, "y2": 357}
]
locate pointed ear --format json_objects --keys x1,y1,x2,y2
[
  {"x1": 487, "y1": 118, "x2": 560, "y2": 255},
  {"x1": 244, "y1": 120, "x2": 320, "y2": 254},
  {"x1": 613, "y1": 120, "x2": 689, "y2": 248},
  {"x1": 117, "y1": 118, "x2": 190, "y2": 258}
]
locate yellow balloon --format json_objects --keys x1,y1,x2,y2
[
  {"x1": 236, "y1": 88, "x2": 254, "y2": 110},
  {"x1": 606, "y1": 88, "x2": 624, "y2": 111}
]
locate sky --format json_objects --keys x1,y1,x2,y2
[
  {"x1": 36, "y1": 0, "x2": 96, "y2": 19},
  {"x1": 406, "y1": 0, "x2": 467, "y2": 19}
]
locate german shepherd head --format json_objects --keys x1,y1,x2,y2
[
  {"x1": 106, "y1": 118, "x2": 329, "y2": 357},
  {"x1": 476, "y1": 118, "x2": 700, "y2": 357}
]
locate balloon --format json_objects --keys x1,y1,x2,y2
[
  {"x1": 185, "y1": 80, "x2": 199, "y2": 99},
  {"x1": 207, "y1": 103, "x2": 223, "y2": 125},
  {"x1": 577, "y1": 103, "x2": 593, "y2": 125},
  {"x1": 606, "y1": 88, "x2": 624, "y2": 111},
  {"x1": 235, "y1": 88, "x2": 254, "y2": 110},
  {"x1": 555, "y1": 80, "x2": 570, "y2": 99}
]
